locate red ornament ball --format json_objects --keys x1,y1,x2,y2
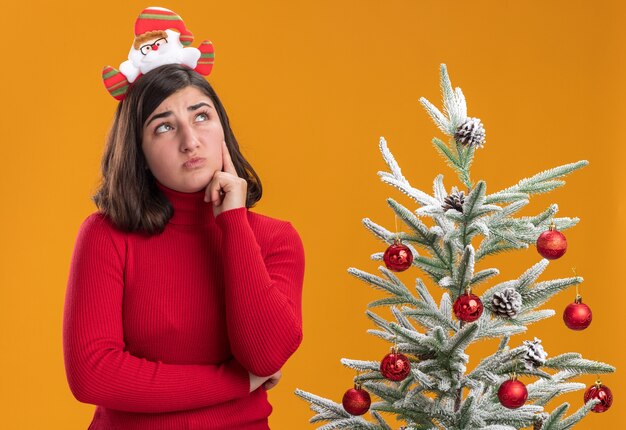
[
  {"x1": 498, "y1": 378, "x2": 528, "y2": 409},
  {"x1": 383, "y1": 240, "x2": 413, "y2": 272},
  {"x1": 342, "y1": 385, "x2": 371, "y2": 415},
  {"x1": 536, "y1": 224, "x2": 567, "y2": 260},
  {"x1": 563, "y1": 298, "x2": 592, "y2": 330},
  {"x1": 453, "y1": 292, "x2": 484, "y2": 322},
  {"x1": 584, "y1": 383, "x2": 613, "y2": 413},
  {"x1": 380, "y1": 351, "x2": 411, "y2": 381}
]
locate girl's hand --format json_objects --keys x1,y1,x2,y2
[
  {"x1": 248, "y1": 369, "x2": 282, "y2": 393},
  {"x1": 262, "y1": 369, "x2": 282, "y2": 391},
  {"x1": 204, "y1": 140, "x2": 247, "y2": 218}
]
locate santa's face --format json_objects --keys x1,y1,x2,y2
[
  {"x1": 129, "y1": 30, "x2": 185, "y2": 73},
  {"x1": 141, "y1": 86, "x2": 225, "y2": 193}
]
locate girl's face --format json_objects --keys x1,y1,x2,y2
[{"x1": 141, "y1": 85, "x2": 225, "y2": 193}]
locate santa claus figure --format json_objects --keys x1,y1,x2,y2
[{"x1": 102, "y1": 6, "x2": 214, "y2": 100}]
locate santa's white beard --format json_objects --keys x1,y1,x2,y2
[
  {"x1": 134, "y1": 45, "x2": 186, "y2": 73},
  {"x1": 121, "y1": 30, "x2": 201, "y2": 82}
]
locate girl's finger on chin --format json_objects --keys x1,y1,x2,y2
[
  {"x1": 212, "y1": 187, "x2": 224, "y2": 206},
  {"x1": 204, "y1": 177, "x2": 216, "y2": 202},
  {"x1": 221, "y1": 141, "x2": 237, "y2": 174},
  {"x1": 204, "y1": 184, "x2": 214, "y2": 203}
]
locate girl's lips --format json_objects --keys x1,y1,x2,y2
[{"x1": 183, "y1": 157, "x2": 206, "y2": 169}]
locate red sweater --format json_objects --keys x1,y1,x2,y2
[{"x1": 63, "y1": 181, "x2": 305, "y2": 429}]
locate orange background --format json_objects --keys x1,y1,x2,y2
[{"x1": 0, "y1": 0, "x2": 624, "y2": 428}]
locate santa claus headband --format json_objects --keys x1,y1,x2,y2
[{"x1": 102, "y1": 6, "x2": 215, "y2": 101}]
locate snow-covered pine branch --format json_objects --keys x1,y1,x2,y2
[{"x1": 487, "y1": 160, "x2": 588, "y2": 201}]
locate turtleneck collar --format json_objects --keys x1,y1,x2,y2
[{"x1": 155, "y1": 180, "x2": 215, "y2": 225}]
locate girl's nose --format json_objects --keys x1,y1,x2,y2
[{"x1": 179, "y1": 124, "x2": 200, "y2": 152}]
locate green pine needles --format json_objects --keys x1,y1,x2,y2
[{"x1": 294, "y1": 64, "x2": 615, "y2": 430}]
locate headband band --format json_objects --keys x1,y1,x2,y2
[{"x1": 102, "y1": 6, "x2": 215, "y2": 101}]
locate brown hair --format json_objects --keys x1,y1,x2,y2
[
  {"x1": 133, "y1": 30, "x2": 169, "y2": 49},
  {"x1": 92, "y1": 64, "x2": 263, "y2": 235}
]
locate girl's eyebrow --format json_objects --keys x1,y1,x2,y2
[
  {"x1": 145, "y1": 102, "x2": 213, "y2": 127},
  {"x1": 189, "y1": 102, "x2": 212, "y2": 111}
]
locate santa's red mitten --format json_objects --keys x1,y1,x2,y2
[
  {"x1": 194, "y1": 40, "x2": 215, "y2": 76},
  {"x1": 102, "y1": 66, "x2": 131, "y2": 101}
]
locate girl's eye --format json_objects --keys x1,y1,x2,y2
[
  {"x1": 196, "y1": 112, "x2": 209, "y2": 122},
  {"x1": 155, "y1": 123, "x2": 173, "y2": 134}
]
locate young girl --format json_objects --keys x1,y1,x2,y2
[{"x1": 62, "y1": 23, "x2": 305, "y2": 429}]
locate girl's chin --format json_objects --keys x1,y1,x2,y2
[
  {"x1": 157, "y1": 171, "x2": 214, "y2": 193},
  {"x1": 175, "y1": 186, "x2": 209, "y2": 194},
  {"x1": 182, "y1": 175, "x2": 213, "y2": 193}
]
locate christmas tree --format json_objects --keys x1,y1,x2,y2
[{"x1": 294, "y1": 64, "x2": 615, "y2": 430}]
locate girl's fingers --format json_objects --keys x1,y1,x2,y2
[
  {"x1": 211, "y1": 183, "x2": 223, "y2": 205},
  {"x1": 203, "y1": 141, "x2": 240, "y2": 203},
  {"x1": 204, "y1": 172, "x2": 227, "y2": 204},
  {"x1": 213, "y1": 188, "x2": 224, "y2": 205},
  {"x1": 204, "y1": 175, "x2": 219, "y2": 203},
  {"x1": 222, "y1": 140, "x2": 238, "y2": 175},
  {"x1": 203, "y1": 145, "x2": 247, "y2": 208},
  {"x1": 263, "y1": 376, "x2": 279, "y2": 390}
]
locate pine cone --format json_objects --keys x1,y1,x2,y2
[
  {"x1": 491, "y1": 287, "x2": 522, "y2": 317},
  {"x1": 523, "y1": 337, "x2": 548, "y2": 370},
  {"x1": 533, "y1": 412, "x2": 549, "y2": 430},
  {"x1": 417, "y1": 352, "x2": 436, "y2": 361},
  {"x1": 442, "y1": 187, "x2": 465, "y2": 213},
  {"x1": 454, "y1": 117, "x2": 486, "y2": 148}
]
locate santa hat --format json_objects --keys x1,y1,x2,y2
[{"x1": 134, "y1": 6, "x2": 194, "y2": 46}]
